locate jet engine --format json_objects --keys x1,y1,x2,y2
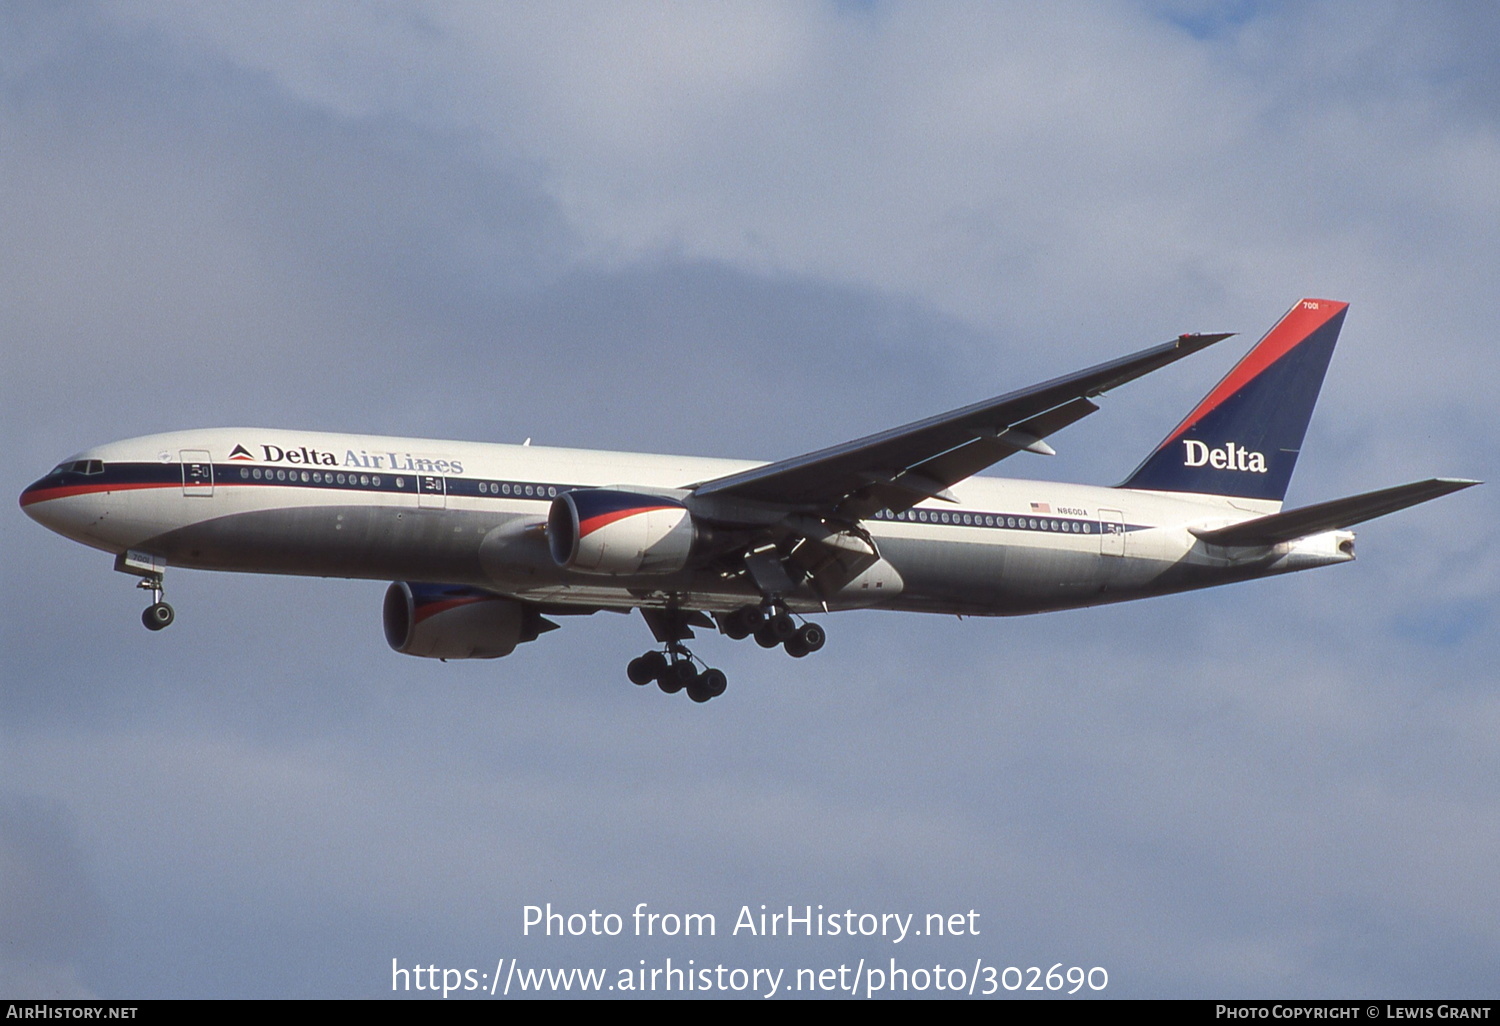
[
  {"x1": 382, "y1": 582, "x2": 555, "y2": 659},
  {"x1": 548, "y1": 488, "x2": 698, "y2": 575}
]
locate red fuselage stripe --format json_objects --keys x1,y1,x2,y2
[{"x1": 19, "y1": 481, "x2": 176, "y2": 508}]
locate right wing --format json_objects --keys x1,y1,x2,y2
[{"x1": 690, "y1": 331, "x2": 1233, "y2": 520}]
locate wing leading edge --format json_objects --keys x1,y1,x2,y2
[{"x1": 690, "y1": 331, "x2": 1233, "y2": 518}]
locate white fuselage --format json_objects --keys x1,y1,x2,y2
[{"x1": 22, "y1": 428, "x2": 1354, "y2": 618}]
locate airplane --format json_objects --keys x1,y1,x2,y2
[{"x1": 20, "y1": 298, "x2": 1478, "y2": 703}]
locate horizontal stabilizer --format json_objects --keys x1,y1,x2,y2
[{"x1": 1191, "y1": 478, "x2": 1480, "y2": 547}]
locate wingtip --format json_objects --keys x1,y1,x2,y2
[{"x1": 1175, "y1": 331, "x2": 1234, "y2": 351}]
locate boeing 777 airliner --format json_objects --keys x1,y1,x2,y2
[{"x1": 21, "y1": 299, "x2": 1477, "y2": 702}]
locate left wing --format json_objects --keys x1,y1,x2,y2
[{"x1": 690, "y1": 331, "x2": 1231, "y2": 520}]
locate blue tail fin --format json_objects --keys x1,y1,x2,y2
[{"x1": 1121, "y1": 298, "x2": 1347, "y2": 502}]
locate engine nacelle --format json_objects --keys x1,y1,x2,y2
[
  {"x1": 382, "y1": 582, "x2": 553, "y2": 659},
  {"x1": 548, "y1": 488, "x2": 697, "y2": 575}
]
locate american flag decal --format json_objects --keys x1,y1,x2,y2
[{"x1": 1030, "y1": 501, "x2": 1051, "y2": 513}]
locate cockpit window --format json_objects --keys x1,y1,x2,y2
[{"x1": 50, "y1": 459, "x2": 104, "y2": 476}]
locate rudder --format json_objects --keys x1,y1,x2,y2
[{"x1": 1120, "y1": 298, "x2": 1347, "y2": 502}]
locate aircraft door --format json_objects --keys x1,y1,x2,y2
[
  {"x1": 1099, "y1": 509, "x2": 1125, "y2": 557},
  {"x1": 181, "y1": 450, "x2": 214, "y2": 497},
  {"x1": 417, "y1": 473, "x2": 446, "y2": 509}
]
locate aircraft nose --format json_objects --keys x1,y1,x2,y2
[
  {"x1": 20, "y1": 474, "x2": 58, "y2": 519},
  {"x1": 20, "y1": 471, "x2": 72, "y2": 531},
  {"x1": 18, "y1": 463, "x2": 108, "y2": 542}
]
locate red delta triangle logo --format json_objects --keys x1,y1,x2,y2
[{"x1": 228, "y1": 444, "x2": 255, "y2": 461}]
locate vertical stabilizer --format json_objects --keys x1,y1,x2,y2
[{"x1": 1120, "y1": 298, "x2": 1347, "y2": 502}]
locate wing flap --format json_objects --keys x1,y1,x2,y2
[
  {"x1": 1190, "y1": 478, "x2": 1480, "y2": 547},
  {"x1": 911, "y1": 396, "x2": 1100, "y2": 484},
  {"x1": 842, "y1": 397, "x2": 1100, "y2": 517}
]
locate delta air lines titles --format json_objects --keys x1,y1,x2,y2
[{"x1": 232, "y1": 441, "x2": 465, "y2": 475}]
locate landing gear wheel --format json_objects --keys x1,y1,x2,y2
[
  {"x1": 784, "y1": 634, "x2": 809, "y2": 658},
  {"x1": 142, "y1": 602, "x2": 174, "y2": 631},
  {"x1": 686, "y1": 667, "x2": 727, "y2": 703},
  {"x1": 769, "y1": 611, "x2": 797, "y2": 643},
  {"x1": 795, "y1": 623, "x2": 825, "y2": 653},
  {"x1": 658, "y1": 660, "x2": 695, "y2": 695},
  {"x1": 628, "y1": 651, "x2": 667, "y2": 686},
  {"x1": 700, "y1": 667, "x2": 727, "y2": 698},
  {"x1": 754, "y1": 623, "x2": 781, "y2": 648},
  {"x1": 720, "y1": 608, "x2": 751, "y2": 640}
]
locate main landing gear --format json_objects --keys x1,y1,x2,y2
[
  {"x1": 632, "y1": 609, "x2": 730, "y2": 703},
  {"x1": 627, "y1": 646, "x2": 728, "y2": 704},
  {"x1": 628, "y1": 602, "x2": 827, "y2": 704},
  {"x1": 718, "y1": 603, "x2": 825, "y2": 658}
]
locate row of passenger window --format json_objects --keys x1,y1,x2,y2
[
  {"x1": 473, "y1": 481, "x2": 563, "y2": 498},
  {"x1": 873, "y1": 507, "x2": 1095, "y2": 533},
  {"x1": 233, "y1": 466, "x2": 575, "y2": 499},
  {"x1": 229, "y1": 466, "x2": 1094, "y2": 535},
  {"x1": 238, "y1": 466, "x2": 392, "y2": 489}
]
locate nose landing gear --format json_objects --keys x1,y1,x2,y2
[
  {"x1": 138, "y1": 574, "x2": 174, "y2": 631},
  {"x1": 114, "y1": 551, "x2": 175, "y2": 631}
]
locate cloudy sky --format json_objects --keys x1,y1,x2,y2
[{"x1": 2, "y1": 0, "x2": 1496, "y2": 999}]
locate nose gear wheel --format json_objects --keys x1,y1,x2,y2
[{"x1": 136, "y1": 573, "x2": 175, "y2": 632}]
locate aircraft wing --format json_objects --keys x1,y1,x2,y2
[
  {"x1": 1190, "y1": 478, "x2": 1481, "y2": 547},
  {"x1": 691, "y1": 332, "x2": 1232, "y2": 518}
]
